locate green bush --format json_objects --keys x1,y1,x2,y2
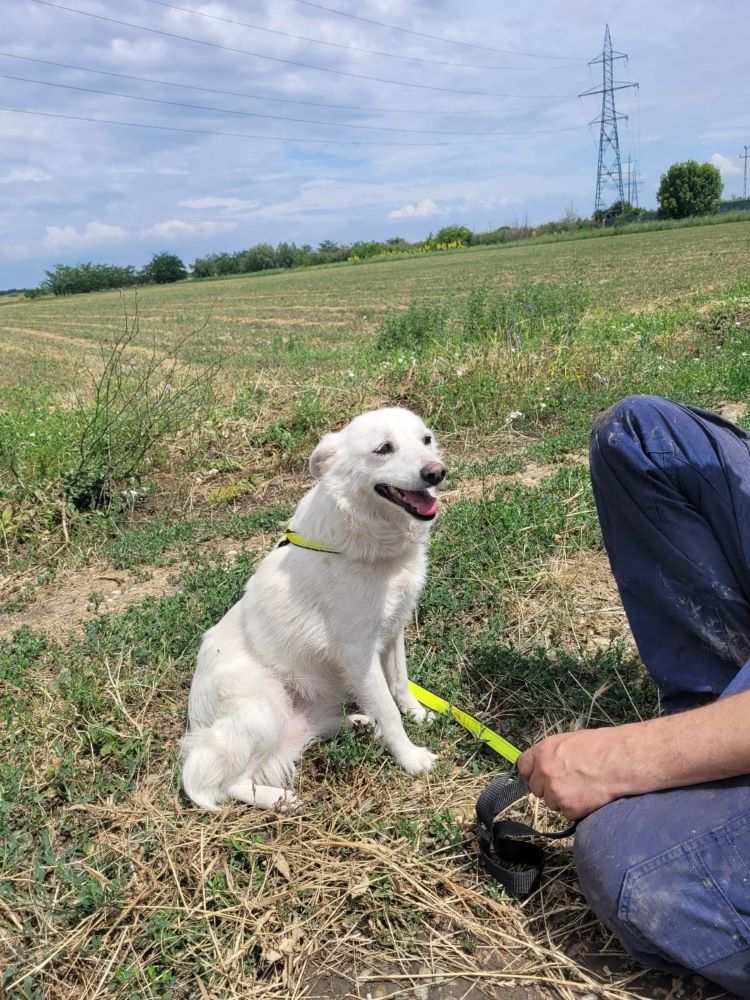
[
  {"x1": 0, "y1": 302, "x2": 220, "y2": 520},
  {"x1": 434, "y1": 224, "x2": 473, "y2": 246},
  {"x1": 376, "y1": 301, "x2": 449, "y2": 353}
]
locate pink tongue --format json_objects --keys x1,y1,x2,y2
[{"x1": 401, "y1": 490, "x2": 438, "y2": 516}]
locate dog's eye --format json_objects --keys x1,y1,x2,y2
[
  {"x1": 374, "y1": 442, "x2": 394, "y2": 455},
  {"x1": 423, "y1": 434, "x2": 432, "y2": 445}
]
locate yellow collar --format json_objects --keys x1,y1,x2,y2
[{"x1": 278, "y1": 529, "x2": 340, "y2": 554}]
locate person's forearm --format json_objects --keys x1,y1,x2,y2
[{"x1": 613, "y1": 689, "x2": 750, "y2": 797}]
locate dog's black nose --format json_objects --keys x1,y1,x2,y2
[{"x1": 421, "y1": 461, "x2": 446, "y2": 486}]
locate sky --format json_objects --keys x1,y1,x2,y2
[{"x1": 1, "y1": 0, "x2": 748, "y2": 288}]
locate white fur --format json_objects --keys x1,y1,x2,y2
[{"x1": 181, "y1": 407, "x2": 445, "y2": 811}]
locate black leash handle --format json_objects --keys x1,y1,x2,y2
[{"x1": 476, "y1": 772, "x2": 577, "y2": 898}]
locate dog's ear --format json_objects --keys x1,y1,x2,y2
[{"x1": 309, "y1": 431, "x2": 341, "y2": 478}]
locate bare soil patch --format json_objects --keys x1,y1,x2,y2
[
  {"x1": 714, "y1": 400, "x2": 747, "y2": 424},
  {"x1": 0, "y1": 534, "x2": 273, "y2": 641},
  {"x1": 0, "y1": 563, "x2": 178, "y2": 641}
]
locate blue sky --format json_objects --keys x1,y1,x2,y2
[{"x1": 1, "y1": 0, "x2": 748, "y2": 288}]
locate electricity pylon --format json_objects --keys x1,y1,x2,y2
[{"x1": 580, "y1": 25, "x2": 638, "y2": 216}]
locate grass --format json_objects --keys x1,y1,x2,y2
[{"x1": 2, "y1": 218, "x2": 750, "y2": 998}]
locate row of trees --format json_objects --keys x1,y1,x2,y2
[
  {"x1": 37, "y1": 253, "x2": 187, "y2": 296},
  {"x1": 187, "y1": 162, "x2": 726, "y2": 282},
  {"x1": 191, "y1": 237, "x2": 423, "y2": 277},
  {"x1": 28, "y1": 160, "x2": 730, "y2": 296}
]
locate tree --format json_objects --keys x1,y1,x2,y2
[
  {"x1": 240, "y1": 244, "x2": 278, "y2": 272},
  {"x1": 275, "y1": 242, "x2": 302, "y2": 269},
  {"x1": 191, "y1": 255, "x2": 217, "y2": 278},
  {"x1": 141, "y1": 252, "x2": 187, "y2": 284},
  {"x1": 434, "y1": 224, "x2": 472, "y2": 245},
  {"x1": 593, "y1": 199, "x2": 636, "y2": 223},
  {"x1": 657, "y1": 161, "x2": 723, "y2": 220}
]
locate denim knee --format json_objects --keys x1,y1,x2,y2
[{"x1": 589, "y1": 395, "x2": 676, "y2": 470}]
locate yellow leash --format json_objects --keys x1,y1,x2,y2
[{"x1": 408, "y1": 680, "x2": 521, "y2": 764}]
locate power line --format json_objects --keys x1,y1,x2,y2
[
  {"x1": 0, "y1": 51, "x2": 574, "y2": 117},
  {"x1": 0, "y1": 105, "x2": 586, "y2": 147},
  {"x1": 140, "y1": 0, "x2": 578, "y2": 72},
  {"x1": 1, "y1": 73, "x2": 581, "y2": 137},
  {"x1": 288, "y1": 0, "x2": 585, "y2": 61},
  {"x1": 27, "y1": 0, "x2": 572, "y2": 100}
]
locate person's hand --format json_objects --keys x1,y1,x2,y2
[
  {"x1": 518, "y1": 691, "x2": 750, "y2": 819},
  {"x1": 517, "y1": 727, "x2": 631, "y2": 820}
]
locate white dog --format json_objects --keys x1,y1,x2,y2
[{"x1": 181, "y1": 407, "x2": 446, "y2": 811}]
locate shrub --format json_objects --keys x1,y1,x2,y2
[
  {"x1": 191, "y1": 256, "x2": 216, "y2": 278},
  {"x1": 239, "y1": 244, "x2": 277, "y2": 272},
  {"x1": 63, "y1": 306, "x2": 218, "y2": 510},
  {"x1": 0, "y1": 298, "x2": 221, "y2": 519},
  {"x1": 433, "y1": 224, "x2": 472, "y2": 246},
  {"x1": 275, "y1": 242, "x2": 302, "y2": 269},
  {"x1": 376, "y1": 301, "x2": 449, "y2": 353},
  {"x1": 349, "y1": 240, "x2": 385, "y2": 260}
]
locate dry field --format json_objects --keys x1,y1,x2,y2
[{"x1": 1, "y1": 221, "x2": 750, "y2": 999}]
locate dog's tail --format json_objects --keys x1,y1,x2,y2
[
  {"x1": 181, "y1": 695, "x2": 299, "y2": 810},
  {"x1": 180, "y1": 735, "x2": 227, "y2": 811}
]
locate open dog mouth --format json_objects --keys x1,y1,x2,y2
[{"x1": 374, "y1": 483, "x2": 438, "y2": 520}]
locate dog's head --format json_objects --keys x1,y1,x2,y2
[{"x1": 309, "y1": 407, "x2": 445, "y2": 522}]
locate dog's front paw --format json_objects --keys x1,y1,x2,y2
[
  {"x1": 274, "y1": 789, "x2": 304, "y2": 815},
  {"x1": 348, "y1": 713, "x2": 383, "y2": 738},
  {"x1": 397, "y1": 744, "x2": 437, "y2": 775},
  {"x1": 405, "y1": 703, "x2": 435, "y2": 726},
  {"x1": 348, "y1": 712, "x2": 374, "y2": 728}
]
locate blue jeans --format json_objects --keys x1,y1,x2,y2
[{"x1": 575, "y1": 396, "x2": 750, "y2": 996}]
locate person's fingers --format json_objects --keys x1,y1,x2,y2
[
  {"x1": 542, "y1": 789, "x2": 561, "y2": 813},
  {"x1": 517, "y1": 747, "x2": 534, "y2": 780},
  {"x1": 527, "y1": 772, "x2": 545, "y2": 800},
  {"x1": 560, "y1": 801, "x2": 580, "y2": 821}
]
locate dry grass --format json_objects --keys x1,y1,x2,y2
[
  {"x1": 503, "y1": 549, "x2": 632, "y2": 658},
  {"x1": 3, "y1": 748, "x2": 676, "y2": 1000}
]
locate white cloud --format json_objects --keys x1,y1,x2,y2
[
  {"x1": 41, "y1": 221, "x2": 129, "y2": 252},
  {"x1": 0, "y1": 167, "x2": 52, "y2": 185},
  {"x1": 388, "y1": 199, "x2": 441, "y2": 220},
  {"x1": 178, "y1": 197, "x2": 259, "y2": 211},
  {"x1": 139, "y1": 219, "x2": 239, "y2": 240},
  {"x1": 710, "y1": 152, "x2": 741, "y2": 177},
  {"x1": 108, "y1": 37, "x2": 167, "y2": 64},
  {"x1": 115, "y1": 166, "x2": 189, "y2": 177}
]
